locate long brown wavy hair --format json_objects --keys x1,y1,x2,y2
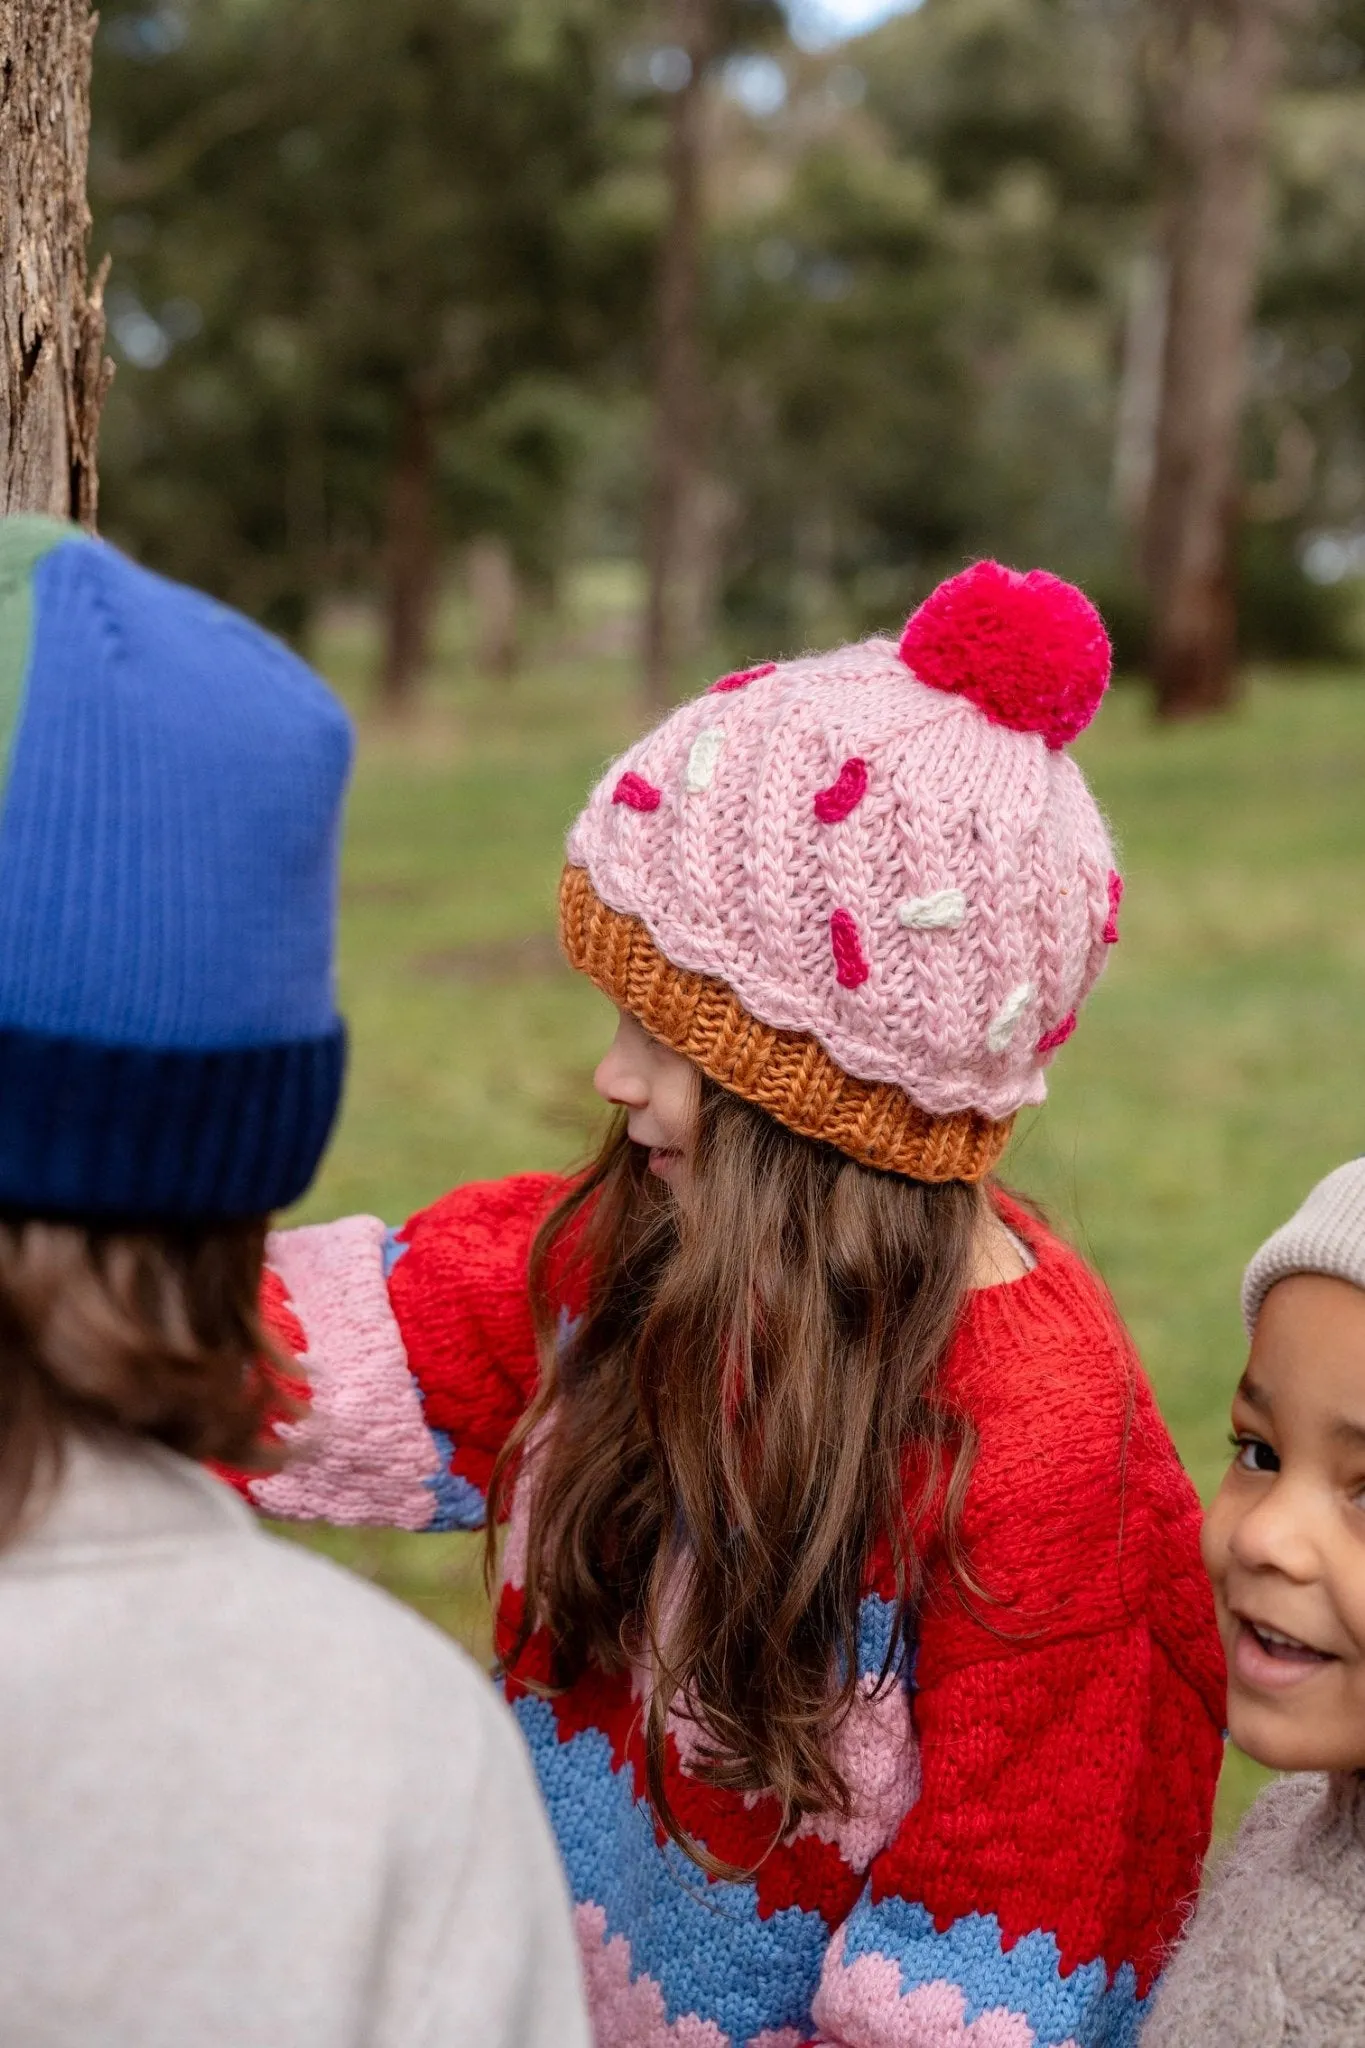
[
  {"x1": 489, "y1": 1079, "x2": 984, "y2": 1873},
  {"x1": 0, "y1": 1216, "x2": 284, "y2": 1548}
]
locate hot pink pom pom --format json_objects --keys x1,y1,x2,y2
[{"x1": 898, "y1": 560, "x2": 1111, "y2": 749}]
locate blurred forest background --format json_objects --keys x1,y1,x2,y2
[
  {"x1": 89, "y1": 0, "x2": 1365, "y2": 709},
  {"x1": 59, "y1": 0, "x2": 1365, "y2": 1840}
]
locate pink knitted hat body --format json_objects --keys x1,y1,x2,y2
[{"x1": 562, "y1": 562, "x2": 1120, "y2": 1181}]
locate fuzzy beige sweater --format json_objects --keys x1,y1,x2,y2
[
  {"x1": 1142, "y1": 1770, "x2": 1365, "y2": 2046},
  {"x1": 0, "y1": 1435, "x2": 589, "y2": 2048}
]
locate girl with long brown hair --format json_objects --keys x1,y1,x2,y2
[{"x1": 238, "y1": 563, "x2": 1225, "y2": 2048}]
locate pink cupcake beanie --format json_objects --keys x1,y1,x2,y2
[{"x1": 561, "y1": 560, "x2": 1120, "y2": 1182}]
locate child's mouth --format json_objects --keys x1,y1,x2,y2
[
  {"x1": 1232, "y1": 1614, "x2": 1338, "y2": 1690},
  {"x1": 647, "y1": 1147, "x2": 681, "y2": 1178}
]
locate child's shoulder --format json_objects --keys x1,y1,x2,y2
[
  {"x1": 950, "y1": 1190, "x2": 1153, "y2": 1452},
  {"x1": 211, "y1": 1478, "x2": 535, "y2": 1805},
  {"x1": 1144, "y1": 1774, "x2": 1365, "y2": 2047},
  {"x1": 250, "y1": 1515, "x2": 502, "y2": 1727},
  {"x1": 1231, "y1": 1770, "x2": 1331, "y2": 1859},
  {"x1": 924, "y1": 1191, "x2": 1212, "y2": 1659}
]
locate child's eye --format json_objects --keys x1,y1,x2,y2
[{"x1": 1230, "y1": 1432, "x2": 1280, "y2": 1475}]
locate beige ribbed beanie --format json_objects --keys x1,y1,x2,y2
[{"x1": 1242, "y1": 1159, "x2": 1365, "y2": 1334}]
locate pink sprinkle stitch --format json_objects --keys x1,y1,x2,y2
[
  {"x1": 813, "y1": 757, "x2": 869, "y2": 824},
  {"x1": 1103, "y1": 868, "x2": 1123, "y2": 944},
  {"x1": 612, "y1": 771, "x2": 663, "y2": 812},
  {"x1": 1036, "y1": 1010, "x2": 1078, "y2": 1058},
  {"x1": 709, "y1": 661, "x2": 777, "y2": 695},
  {"x1": 830, "y1": 909, "x2": 870, "y2": 989}
]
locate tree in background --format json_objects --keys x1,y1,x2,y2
[
  {"x1": 92, "y1": 0, "x2": 648, "y2": 698},
  {"x1": 638, "y1": 0, "x2": 784, "y2": 711},
  {"x1": 641, "y1": 0, "x2": 721, "y2": 714},
  {"x1": 0, "y1": 0, "x2": 111, "y2": 522},
  {"x1": 706, "y1": 0, "x2": 1360, "y2": 683},
  {"x1": 86, "y1": 0, "x2": 1365, "y2": 708},
  {"x1": 708, "y1": 0, "x2": 1145, "y2": 648},
  {"x1": 1141, "y1": 0, "x2": 1312, "y2": 717}
]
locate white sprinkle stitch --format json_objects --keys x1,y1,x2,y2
[
  {"x1": 897, "y1": 889, "x2": 966, "y2": 931},
  {"x1": 987, "y1": 981, "x2": 1034, "y2": 1053},
  {"x1": 684, "y1": 726, "x2": 726, "y2": 794}
]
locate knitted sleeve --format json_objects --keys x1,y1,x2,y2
[
  {"x1": 233, "y1": 1174, "x2": 566, "y2": 1530},
  {"x1": 811, "y1": 1255, "x2": 1226, "y2": 2047}
]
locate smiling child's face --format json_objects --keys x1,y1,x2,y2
[
  {"x1": 1202, "y1": 1271, "x2": 1365, "y2": 1772},
  {"x1": 592, "y1": 1009, "x2": 700, "y2": 1186}
]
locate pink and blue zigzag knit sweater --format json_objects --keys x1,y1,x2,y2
[{"x1": 232, "y1": 1178, "x2": 1225, "y2": 2048}]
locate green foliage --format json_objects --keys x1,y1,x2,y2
[
  {"x1": 92, "y1": 0, "x2": 651, "y2": 631},
  {"x1": 89, "y1": 0, "x2": 1365, "y2": 663},
  {"x1": 701, "y1": 0, "x2": 1365, "y2": 661},
  {"x1": 706, "y1": 0, "x2": 1144, "y2": 644}
]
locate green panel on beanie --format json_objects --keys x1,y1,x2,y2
[{"x1": 0, "y1": 516, "x2": 81, "y2": 794}]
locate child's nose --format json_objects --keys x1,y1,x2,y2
[
  {"x1": 593, "y1": 1041, "x2": 650, "y2": 1109},
  {"x1": 1228, "y1": 1479, "x2": 1321, "y2": 1584}
]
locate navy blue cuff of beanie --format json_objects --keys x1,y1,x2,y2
[{"x1": 0, "y1": 1021, "x2": 346, "y2": 1223}]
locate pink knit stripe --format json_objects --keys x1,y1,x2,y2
[
  {"x1": 747, "y1": 2032, "x2": 807, "y2": 2048},
  {"x1": 813, "y1": 1940, "x2": 1037, "y2": 2047},
  {"x1": 575, "y1": 1904, "x2": 729, "y2": 2048},
  {"x1": 500, "y1": 1440, "x2": 543, "y2": 1590},
  {"x1": 793, "y1": 1675, "x2": 920, "y2": 1868},
  {"x1": 251, "y1": 1217, "x2": 441, "y2": 1528},
  {"x1": 814, "y1": 758, "x2": 870, "y2": 824}
]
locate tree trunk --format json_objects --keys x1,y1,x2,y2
[
  {"x1": 379, "y1": 388, "x2": 438, "y2": 712},
  {"x1": 1112, "y1": 245, "x2": 1168, "y2": 530},
  {"x1": 1142, "y1": 0, "x2": 1304, "y2": 719},
  {"x1": 0, "y1": 0, "x2": 111, "y2": 525},
  {"x1": 466, "y1": 536, "x2": 520, "y2": 681},
  {"x1": 641, "y1": 0, "x2": 719, "y2": 716}
]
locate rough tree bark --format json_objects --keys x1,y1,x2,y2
[
  {"x1": 641, "y1": 0, "x2": 719, "y2": 716},
  {"x1": 1142, "y1": 0, "x2": 1306, "y2": 719},
  {"x1": 0, "y1": 0, "x2": 111, "y2": 525},
  {"x1": 379, "y1": 386, "x2": 439, "y2": 712}
]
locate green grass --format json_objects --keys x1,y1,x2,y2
[{"x1": 288, "y1": 574, "x2": 1365, "y2": 1839}]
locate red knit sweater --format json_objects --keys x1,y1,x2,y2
[{"x1": 235, "y1": 1179, "x2": 1226, "y2": 2048}]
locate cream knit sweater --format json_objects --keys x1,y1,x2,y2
[
  {"x1": 0, "y1": 1435, "x2": 589, "y2": 2048},
  {"x1": 1142, "y1": 1771, "x2": 1365, "y2": 2046}
]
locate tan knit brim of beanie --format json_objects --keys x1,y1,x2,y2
[{"x1": 560, "y1": 864, "x2": 1013, "y2": 1184}]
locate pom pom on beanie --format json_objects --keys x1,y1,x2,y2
[{"x1": 899, "y1": 559, "x2": 1111, "y2": 750}]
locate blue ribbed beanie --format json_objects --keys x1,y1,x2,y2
[{"x1": 0, "y1": 515, "x2": 352, "y2": 1221}]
